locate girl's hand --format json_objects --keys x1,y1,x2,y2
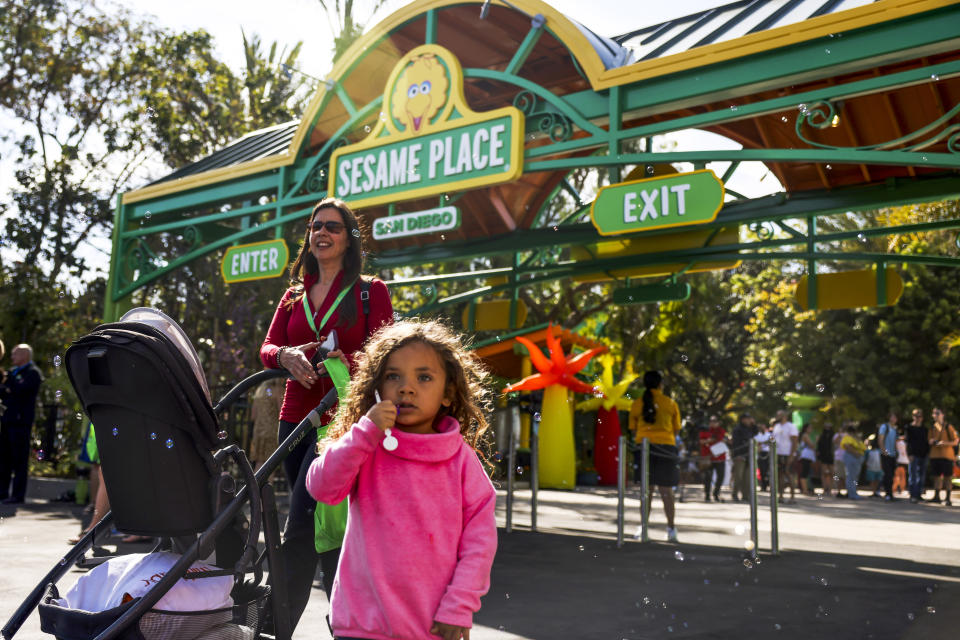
[
  {"x1": 366, "y1": 400, "x2": 397, "y2": 432},
  {"x1": 430, "y1": 621, "x2": 469, "y2": 640},
  {"x1": 277, "y1": 342, "x2": 321, "y2": 389}
]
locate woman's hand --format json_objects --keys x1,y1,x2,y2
[
  {"x1": 277, "y1": 342, "x2": 321, "y2": 389},
  {"x1": 315, "y1": 348, "x2": 349, "y2": 373},
  {"x1": 366, "y1": 400, "x2": 397, "y2": 432},
  {"x1": 430, "y1": 621, "x2": 469, "y2": 640}
]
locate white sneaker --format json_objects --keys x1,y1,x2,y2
[
  {"x1": 633, "y1": 526, "x2": 644, "y2": 540},
  {"x1": 666, "y1": 527, "x2": 678, "y2": 543}
]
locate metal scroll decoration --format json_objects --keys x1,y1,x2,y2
[
  {"x1": 513, "y1": 90, "x2": 573, "y2": 143},
  {"x1": 749, "y1": 221, "x2": 774, "y2": 240},
  {"x1": 796, "y1": 99, "x2": 960, "y2": 153}
]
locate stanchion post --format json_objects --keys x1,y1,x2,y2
[
  {"x1": 769, "y1": 439, "x2": 779, "y2": 555},
  {"x1": 640, "y1": 438, "x2": 650, "y2": 543},
  {"x1": 617, "y1": 434, "x2": 626, "y2": 547},
  {"x1": 749, "y1": 438, "x2": 759, "y2": 559},
  {"x1": 530, "y1": 414, "x2": 539, "y2": 532},
  {"x1": 506, "y1": 405, "x2": 517, "y2": 534}
]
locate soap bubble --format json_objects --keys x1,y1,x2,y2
[{"x1": 53, "y1": 355, "x2": 62, "y2": 368}]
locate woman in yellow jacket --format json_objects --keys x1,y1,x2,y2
[{"x1": 629, "y1": 371, "x2": 681, "y2": 542}]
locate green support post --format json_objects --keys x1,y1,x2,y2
[
  {"x1": 876, "y1": 261, "x2": 888, "y2": 306},
  {"x1": 425, "y1": 9, "x2": 437, "y2": 44},
  {"x1": 807, "y1": 215, "x2": 818, "y2": 310},
  {"x1": 609, "y1": 85, "x2": 622, "y2": 184}
]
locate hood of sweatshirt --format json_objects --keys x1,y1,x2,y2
[{"x1": 373, "y1": 414, "x2": 464, "y2": 463}]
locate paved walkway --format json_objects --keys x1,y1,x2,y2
[{"x1": 2, "y1": 479, "x2": 958, "y2": 639}]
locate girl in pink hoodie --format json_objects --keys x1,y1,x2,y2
[{"x1": 306, "y1": 320, "x2": 497, "y2": 640}]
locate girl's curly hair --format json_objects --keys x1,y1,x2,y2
[{"x1": 321, "y1": 319, "x2": 493, "y2": 452}]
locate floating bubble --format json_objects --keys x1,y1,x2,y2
[
  {"x1": 816, "y1": 384, "x2": 826, "y2": 392},
  {"x1": 825, "y1": 164, "x2": 832, "y2": 170},
  {"x1": 578, "y1": 545, "x2": 585, "y2": 551},
  {"x1": 165, "y1": 439, "x2": 174, "y2": 449},
  {"x1": 774, "y1": 624, "x2": 782, "y2": 631},
  {"x1": 217, "y1": 430, "x2": 228, "y2": 440},
  {"x1": 516, "y1": 466, "x2": 523, "y2": 475},
  {"x1": 931, "y1": 74, "x2": 940, "y2": 81},
  {"x1": 533, "y1": 412, "x2": 541, "y2": 421},
  {"x1": 505, "y1": 593, "x2": 510, "y2": 599},
  {"x1": 53, "y1": 355, "x2": 62, "y2": 368},
  {"x1": 679, "y1": 354, "x2": 689, "y2": 362},
  {"x1": 149, "y1": 432, "x2": 157, "y2": 440},
  {"x1": 744, "y1": 540, "x2": 755, "y2": 552},
  {"x1": 743, "y1": 559, "x2": 753, "y2": 569},
  {"x1": 112, "y1": 427, "x2": 119, "y2": 436},
  {"x1": 907, "y1": 613, "x2": 915, "y2": 621},
  {"x1": 351, "y1": 228, "x2": 361, "y2": 237},
  {"x1": 781, "y1": 116, "x2": 788, "y2": 123},
  {"x1": 363, "y1": 125, "x2": 371, "y2": 132},
  {"x1": 265, "y1": 387, "x2": 272, "y2": 397},
  {"x1": 55, "y1": 390, "x2": 63, "y2": 400},
  {"x1": 729, "y1": 105, "x2": 738, "y2": 112},
  {"x1": 798, "y1": 103, "x2": 809, "y2": 114},
  {"x1": 674, "y1": 551, "x2": 685, "y2": 561},
  {"x1": 824, "y1": 48, "x2": 831, "y2": 54},
  {"x1": 926, "y1": 606, "x2": 936, "y2": 614},
  {"x1": 76, "y1": 413, "x2": 82, "y2": 421}
]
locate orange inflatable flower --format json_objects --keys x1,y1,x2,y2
[{"x1": 502, "y1": 325, "x2": 606, "y2": 394}]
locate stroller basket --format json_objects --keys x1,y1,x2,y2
[{"x1": 38, "y1": 583, "x2": 269, "y2": 640}]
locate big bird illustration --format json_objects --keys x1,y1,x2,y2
[{"x1": 391, "y1": 53, "x2": 449, "y2": 132}]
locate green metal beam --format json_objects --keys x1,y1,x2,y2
[
  {"x1": 371, "y1": 175, "x2": 960, "y2": 269},
  {"x1": 528, "y1": 148, "x2": 960, "y2": 172},
  {"x1": 504, "y1": 20, "x2": 544, "y2": 76},
  {"x1": 614, "y1": 5, "x2": 960, "y2": 121}
]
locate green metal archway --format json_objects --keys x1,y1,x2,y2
[{"x1": 106, "y1": 0, "x2": 960, "y2": 326}]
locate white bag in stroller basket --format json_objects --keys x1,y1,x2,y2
[{"x1": 49, "y1": 552, "x2": 249, "y2": 640}]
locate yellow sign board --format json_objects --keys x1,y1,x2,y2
[
  {"x1": 462, "y1": 299, "x2": 528, "y2": 331},
  {"x1": 328, "y1": 44, "x2": 524, "y2": 209},
  {"x1": 571, "y1": 227, "x2": 741, "y2": 283},
  {"x1": 794, "y1": 267, "x2": 904, "y2": 310}
]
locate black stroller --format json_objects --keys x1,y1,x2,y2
[{"x1": 2, "y1": 309, "x2": 339, "y2": 640}]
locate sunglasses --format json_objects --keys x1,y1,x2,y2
[{"x1": 310, "y1": 220, "x2": 346, "y2": 234}]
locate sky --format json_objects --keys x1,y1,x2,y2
[{"x1": 116, "y1": 0, "x2": 723, "y2": 81}]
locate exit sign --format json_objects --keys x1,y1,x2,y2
[
  {"x1": 590, "y1": 170, "x2": 724, "y2": 236},
  {"x1": 221, "y1": 239, "x2": 289, "y2": 283}
]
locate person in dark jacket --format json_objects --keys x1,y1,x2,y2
[
  {"x1": 730, "y1": 413, "x2": 756, "y2": 502},
  {"x1": 905, "y1": 408, "x2": 931, "y2": 503},
  {"x1": 0, "y1": 344, "x2": 44, "y2": 505}
]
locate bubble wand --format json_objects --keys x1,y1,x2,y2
[{"x1": 375, "y1": 390, "x2": 398, "y2": 451}]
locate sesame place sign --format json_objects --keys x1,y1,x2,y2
[
  {"x1": 590, "y1": 170, "x2": 725, "y2": 235},
  {"x1": 328, "y1": 44, "x2": 524, "y2": 210}
]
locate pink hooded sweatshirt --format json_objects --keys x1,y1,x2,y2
[{"x1": 306, "y1": 415, "x2": 497, "y2": 640}]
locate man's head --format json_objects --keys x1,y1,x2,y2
[
  {"x1": 911, "y1": 408, "x2": 923, "y2": 423},
  {"x1": 709, "y1": 415, "x2": 720, "y2": 428},
  {"x1": 10, "y1": 344, "x2": 32, "y2": 367},
  {"x1": 775, "y1": 410, "x2": 788, "y2": 422}
]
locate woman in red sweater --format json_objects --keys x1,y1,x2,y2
[{"x1": 260, "y1": 198, "x2": 392, "y2": 631}]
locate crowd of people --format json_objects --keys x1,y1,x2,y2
[{"x1": 676, "y1": 407, "x2": 959, "y2": 506}]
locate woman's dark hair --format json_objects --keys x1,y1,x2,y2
[
  {"x1": 286, "y1": 197, "x2": 366, "y2": 327},
  {"x1": 641, "y1": 370, "x2": 662, "y2": 424}
]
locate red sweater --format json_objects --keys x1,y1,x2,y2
[{"x1": 260, "y1": 271, "x2": 393, "y2": 423}]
